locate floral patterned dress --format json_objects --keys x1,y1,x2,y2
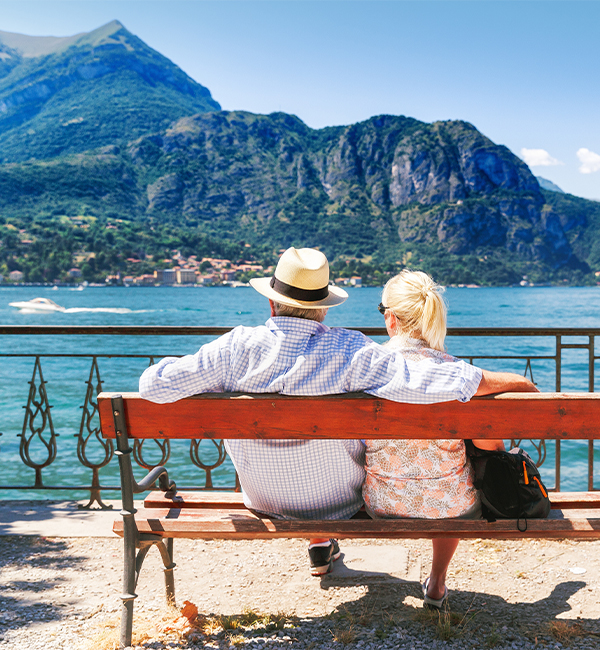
[{"x1": 362, "y1": 338, "x2": 479, "y2": 519}]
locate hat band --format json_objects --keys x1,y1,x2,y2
[{"x1": 270, "y1": 276, "x2": 329, "y2": 302}]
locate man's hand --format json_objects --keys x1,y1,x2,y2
[{"x1": 475, "y1": 369, "x2": 539, "y2": 396}]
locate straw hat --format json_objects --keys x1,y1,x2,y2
[{"x1": 249, "y1": 247, "x2": 348, "y2": 309}]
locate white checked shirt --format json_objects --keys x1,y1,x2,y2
[{"x1": 139, "y1": 317, "x2": 482, "y2": 519}]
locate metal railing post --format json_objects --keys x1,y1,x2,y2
[
  {"x1": 590, "y1": 334, "x2": 596, "y2": 491},
  {"x1": 555, "y1": 335, "x2": 562, "y2": 491}
]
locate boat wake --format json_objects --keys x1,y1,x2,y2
[
  {"x1": 63, "y1": 307, "x2": 147, "y2": 314},
  {"x1": 9, "y1": 298, "x2": 149, "y2": 314}
]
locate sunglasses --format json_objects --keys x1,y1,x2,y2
[{"x1": 377, "y1": 302, "x2": 388, "y2": 315}]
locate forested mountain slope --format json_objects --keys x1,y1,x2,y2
[{"x1": 0, "y1": 21, "x2": 220, "y2": 161}]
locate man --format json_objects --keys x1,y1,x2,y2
[{"x1": 140, "y1": 247, "x2": 536, "y2": 575}]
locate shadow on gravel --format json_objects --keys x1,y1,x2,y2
[
  {"x1": 0, "y1": 536, "x2": 86, "y2": 638},
  {"x1": 136, "y1": 578, "x2": 598, "y2": 650},
  {"x1": 318, "y1": 559, "x2": 598, "y2": 645},
  {"x1": 0, "y1": 503, "x2": 63, "y2": 535}
]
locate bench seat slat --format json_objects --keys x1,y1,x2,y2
[
  {"x1": 143, "y1": 490, "x2": 600, "y2": 510},
  {"x1": 113, "y1": 507, "x2": 600, "y2": 540},
  {"x1": 548, "y1": 492, "x2": 600, "y2": 508},
  {"x1": 144, "y1": 491, "x2": 247, "y2": 509}
]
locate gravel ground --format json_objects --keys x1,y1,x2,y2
[{"x1": 1, "y1": 536, "x2": 600, "y2": 650}]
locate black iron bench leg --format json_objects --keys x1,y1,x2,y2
[
  {"x1": 139, "y1": 538, "x2": 176, "y2": 606},
  {"x1": 120, "y1": 510, "x2": 137, "y2": 648},
  {"x1": 119, "y1": 538, "x2": 176, "y2": 647},
  {"x1": 111, "y1": 394, "x2": 178, "y2": 646},
  {"x1": 164, "y1": 538, "x2": 175, "y2": 606}
]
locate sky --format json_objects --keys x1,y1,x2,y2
[{"x1": 1, "y1": 0, "x2": 599, "y2": 200}]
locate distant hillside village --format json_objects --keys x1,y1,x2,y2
[
  {"x1": 0, "y1": 250, "x2": 364, "y2": 288},
  {"x1": 105, "y1": 254, "x2": 268, "y2": 287},
  {"x1": 104, "y1": 253, "x2": 363, "y2": 288}
]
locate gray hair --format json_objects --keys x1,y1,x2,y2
[{"x1": 272, "y1": 301, "x2": 328, "y2": 323}]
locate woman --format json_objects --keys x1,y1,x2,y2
[{"x1": 363, "y1": 270, "x2": 505, "y2": 609}]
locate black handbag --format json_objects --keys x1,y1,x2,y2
[{"x1": 465, "y1": 441, "x2": 551, "y2": 531}]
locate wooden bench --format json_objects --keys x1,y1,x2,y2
[{"x1": 98, "y1": 391, "x2": 600, "y2": 648}]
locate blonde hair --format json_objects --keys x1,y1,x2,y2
[
  {"x1": 381, "y1": 270, "x2": 447, "y2": 351},
  {"x1": 272, "y1": 301, "x2": 328, "y2": 323}
]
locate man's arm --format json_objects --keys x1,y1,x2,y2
[
  {"x1": 139, "y1": 332, "x2": 233, "y2": 403},
  {"x1": 475, "y1": 369, "x2": 539, "y2": 396}
]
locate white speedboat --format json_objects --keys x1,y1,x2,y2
[{"x1": 9, "y1": 297, "x2": 66, "y2": 313}]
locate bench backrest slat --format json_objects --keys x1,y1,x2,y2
[{"x1": 98, "y1": 392, "x2": 600, "y2": 441}]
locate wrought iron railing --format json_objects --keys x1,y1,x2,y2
[{"x1": 1, "y1": 325, "x2": 599, "y2": 507}]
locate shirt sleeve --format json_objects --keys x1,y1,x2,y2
[
  {"x1": 346, "y1": 341, "x2": 482, "y2": 404},
  {"x1": 139, "y1": 332, "x2": 233, "y2": 403}
]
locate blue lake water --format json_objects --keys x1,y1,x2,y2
[{"x1": 1, "y1": 283, "x2": 600, "y2": 497}]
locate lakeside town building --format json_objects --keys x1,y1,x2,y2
[
  {"x1": 154, "y1": 269, "x2": 177, "y2": 285},
  {"x1": 177, "y1": 269, "x2": 197, "y2": 284},
  {"x1": 133, "y1": 274, "x2": 155, "y2": 286}
]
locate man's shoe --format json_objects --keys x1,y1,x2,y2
[{"x1": 308, "y1": 539, "x2": 341, "y2": 576}]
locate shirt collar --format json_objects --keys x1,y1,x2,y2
[
  {"x1": 266, "y1": 316, "x2": 330, "y2": 336},
  {"x1": 385, "y1": 335, "x2": 427, "y2": 350}
]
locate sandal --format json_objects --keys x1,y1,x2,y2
[{"x1": 422, "y1": 577, "x2": 448, "y2": 609}]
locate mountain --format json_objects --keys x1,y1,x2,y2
[
  {"x1": 536, "y1": 176, "x2": 565, "y2": 193},
  {"x1": 539, "y1": 189, "x2": 600, "y2": 273},
  {"x1": 0, "y1": 22, "x2": 598, "y2": 286},
  {"x1": 0, "y1": 21, "x2": 220, "y2": 162}
]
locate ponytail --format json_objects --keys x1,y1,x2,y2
[{"x1": 381, "y1": 270, "x2": 447, "y2": 351}]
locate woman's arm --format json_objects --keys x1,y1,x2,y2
[
  {"x1": 471, "y1": 369, "x2": 538, "y2": 450},
  {"x1": 471, "y1": 438, "x2": 506, "y2": 451},
  {"x1": 475, "y1": 369, "x2": 539, "y2": 396}
]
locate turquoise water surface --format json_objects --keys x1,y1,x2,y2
[{"x1": 1, "y1": 284, "x2": 600, "y2": 496}]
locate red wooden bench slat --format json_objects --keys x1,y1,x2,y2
[
  {"x1": 144, "y1": 491, "x2": 246, "y2": 509},
  {"x1": 113, "y1": 507, "x2": 600, "y2": 540},
  {"x1": 548, "y1": 492, "x2": 600, "y2": 508},
  {"x1": 98, "y1": 391, "x2": 600, "y2": 441},
  {"x1": 143, "y1": 490, "x2": 600, "y2": 510}
]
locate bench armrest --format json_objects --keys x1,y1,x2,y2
[{"x1": 133, "y1": 465, "x2": 176, "y2": 495}]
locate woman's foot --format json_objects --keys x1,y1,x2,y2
[{"x1": 422, "y1": 577, "x2": 448, "y2": 609}]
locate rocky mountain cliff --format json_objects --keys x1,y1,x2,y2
[
  {"x1": 125, "y1": 111, "x2": 586, "y2": 276},
  {"x1": 0, "y1": 21, "x2": 220, "y2": 162}
]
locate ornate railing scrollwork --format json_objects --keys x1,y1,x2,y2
[
  {"x1": 76, "y1": 357, "x2": 114, "y2": 509},
  {"x1": 189, "y1": 439, "x2": 228, "y2": 489},
  {"x1": 19, "y1": 356, "x2": 58, "y2": 488},
  {"x1": 133, "y1": 439, "x2": 171, "y2": 470}
]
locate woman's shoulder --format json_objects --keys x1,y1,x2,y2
[{"x1": 385, "y1": 337, "x2": 458, "y2": 364}]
